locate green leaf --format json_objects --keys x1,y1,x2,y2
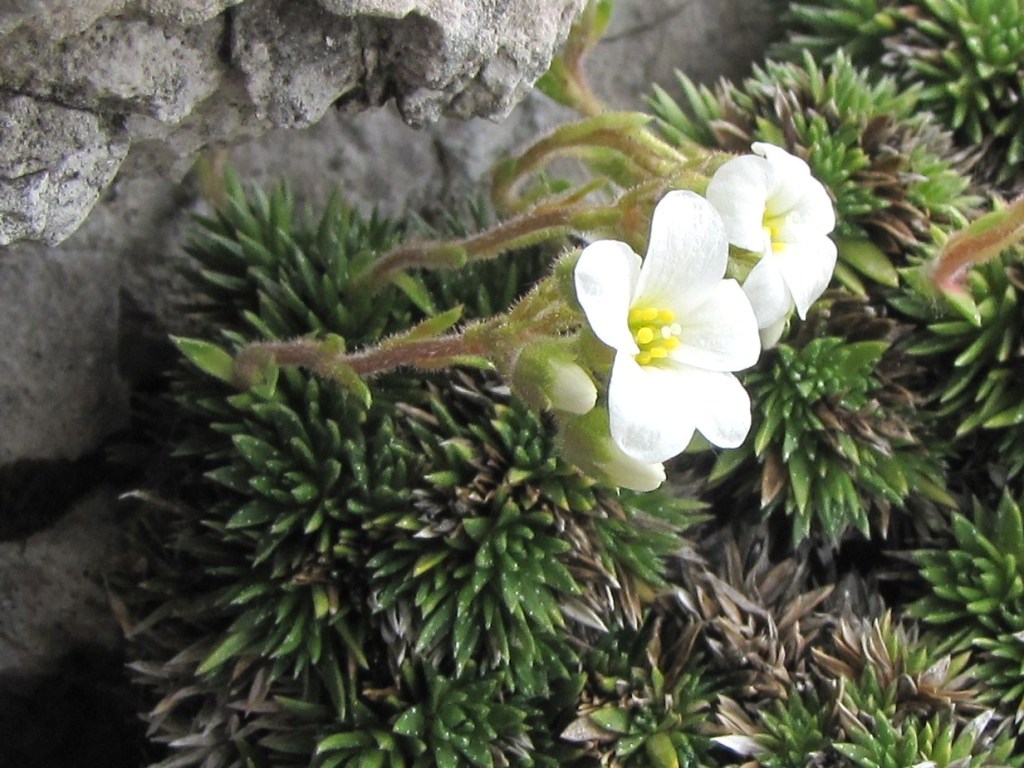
[
  {"x1": 393, "y1": 706, "x2": 426, "y2": 738},
  {"x1": 644, "y1": 733, "x2": 680, "y2": 768},
  {"x1": 590, "y1": 707, "x2": 630, "y2": 734},
  {"x1": 837, "y1": 236, "x2": 899, "y2": 286},
  {"x1": 196, "y1": 631, "x2": 250, "y2": 675},
  {"x1": 172, "y1": 337, "x2": 236, "y2": 383},
  {"x1": 318, "y1": 731, "x2": 371, "y2": 754},
  {"x1": 392, "y1": 305, "x2": 464, "y2": 343},
  {"x1": 390, "y1": 272, "x2": 437, "y2": 314}
]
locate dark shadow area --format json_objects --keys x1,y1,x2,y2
[
  {"x1": 0, "y1": 645, "x2": 153, "y2": 768},
  {"x1": 0, "y1": 453, "x2": 106, "y2": 542}
]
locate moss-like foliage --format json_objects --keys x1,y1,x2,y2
[
  {"x1": 707, "y1": 294, "x2": 950, "y2": 544},
  {"x1": 774, "y1": 0, "x2": 1024, "y2": 185},
  {"x1": 900, "y1": 248, "x2": 1024, "y2": 477},
  {"x1": 715, "y1": 614, "x2": 1019, "y2": 767},
  {"x1": 913, "y1": 491, "x2": 1024, "y2": 719},
  {"x1": 562, "y1": 613, "x2": 716, "y2": 768}
]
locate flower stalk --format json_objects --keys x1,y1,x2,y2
[
  {"x1": 930, "y1": 193, "x2": 1024, "y2": 293},
  {"x1": 358, "y1": 197, "x2": 621, "y2": 291}
]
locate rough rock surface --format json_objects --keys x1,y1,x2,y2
[
  {"x1": 0, "y1": 490, "x2": 125, "y2": 673},
  {"x1": 0, "y1": 245, "x2": 126, "y2": 466},
  {"x1": 0, "y1": 0, "x2": 584, "y2": 248}
]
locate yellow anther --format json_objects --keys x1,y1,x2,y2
[
  {"x1": 649, "y1": 347, "x2": 668, "y2": 360},
  {"x1": 662, "y1": 337, "x2": 680, "y2": 351},
  {"x1": 657, "y1": 309, "x2": 676, "y2": 324},
  {"x1": 772, "y1": 241, "x2": 787, "y2": 253},
  {"x1": 636, "y1": 351, "x2": 652, "y2": 366},
  {"x1": 635, "y1": 326, "x2": 655, "y2": 345},
  {"x1": 629, "y1": 307, "x2": 660, "y2": 324}
]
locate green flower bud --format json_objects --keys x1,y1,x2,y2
[{"x1": 511, "y1": 338, "x2": 597, "y2": 415}]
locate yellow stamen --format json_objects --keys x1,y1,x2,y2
[
  {"x1": 635, "y1": 326, "x2": 655, "y2": 345},
  {"x1": 629, "y1": 304, "x2": 683, "y2": 366},
  {"x1": 629, "y1": 307, "x2": 660, "y2": 324}
]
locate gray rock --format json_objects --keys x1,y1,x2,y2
[
  {"x1": 140, "y1": 0, "x2": 245, "y2": 26},
  {"x1": 0, "y1": 0, "x2": 585, "y2": 248},
  {"x1": 0, "y1": 17, "x2": 225, "y2": 124},
  {"x1": 0, "y1": 0, "x2": 126, "y2": 39},
  {"x1": 0, "y1": 490, "x2": 124, "y2": 675},
  {"x1": 0, "y1": 96, "x2": 128, "y2": 246},
  {"x1": 232, "y1": 0, "x2": 362, "y2": 128},
  {"x1": 0, "y1": 243, "x2": 126, "y2": 465}
]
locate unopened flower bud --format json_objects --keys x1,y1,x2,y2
[{"x1": 511, "y1": 339, "x2": 597, "y2": 415}]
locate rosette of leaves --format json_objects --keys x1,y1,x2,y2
[
  {"x1": 314, "y1": 663, "x2": 532, "y2": 768},
  {"x1": 713, "y1": 689, "x2": 834, "y2": 767},
  {"x1": 670, "y1": 527, "x2": 834, "y2": 702},
  {"x1": 900, "y1": 248, "x2": 1024, "y2": 478},
  {"x1": 649, "y1": 51, "x2": 976, "y2": 291},
  {"x1": 912, "y1": 491, "x2": 1024, "y2": 720},
  {"x1": 370, "y1": 372, "x2": 704, "y2": 696},
  {"x1": 835, "y1": 712, "x2": 1021, "y2": 768},
  {"x1": 124, "y1": 182, "x2": 435, "y2": 766},
  {"x1": 775, "y1": 0, "x2": 1024, "y2": 185},
  {"x1": 560, "y1": 612, "x2": 715, "y2": 768},
  {"x1": 708, "y1": 295, "x2": 951, "y2": 544},
  {"x1": 812, "y1": 612, "x2": 981, "y2": 728}
]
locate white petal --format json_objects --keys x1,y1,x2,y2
[
  {"x1": 671, "y1": 279, "x2": 760, "y2": 372},
  {"x1": 634, "y1": 190, "x2": 729, "y2": 311},
  {"x1": 742, "y1": 257, "x2": 793, "y2": 329},
  {"x1": 674, "y1": 366, "x2": 752, "y2": 448},
  {"x1": 773, "y1": 236, "x2": 837, "y2": 318},
  {"x1": 759, "y1": 315, "x2": 788, "y2": 349},
  {"x1": 754, "y1": 142, "x2": 814, "y2": 215},
  {"x1": 608, "y1": 354, "x2": 696, "y2": 463},
  {"x1": 795, "y1": 176, "x2": 836, "y2": 234},
  {"x1": 600, "y1": 447, "x2": 666, "y2": 492},
  {"x1": 705, "y1": 155, "x2": 771, "y2": 252},
  {"x1": 574, "y1": 240, "x2": 641, "y2": 352}
]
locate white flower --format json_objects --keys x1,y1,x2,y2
[
  {"x1": 573, "y1": 190, "x2": 761, "y2": 464},
  {"x1": 705, "y1": 142, "x2": 837, "y2": 339}
]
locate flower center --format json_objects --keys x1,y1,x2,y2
[
  {"x1": 628, "y1": 306, "x2": 681, "y2": 366},
  {"x1": 763, "y1": 213, "x2": 786, "y2": 253}
]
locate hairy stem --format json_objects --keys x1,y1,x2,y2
[
  {"x1": 235, "y1": 330, "x2": 490, "y2": 387},
  {"x1": 932, "y1": 194, "x2": 1024, "y2": 292}
]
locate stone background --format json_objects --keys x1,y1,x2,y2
[{"x1": 0, "y1": 0, "x2": 773, "y2": 746}]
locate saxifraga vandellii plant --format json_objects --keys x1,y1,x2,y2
[
  {"x1": 647, "y1": 49, "x2": 975, "y2": 544},
  {"x1": 774, "y1": 0, "x2": 1024, "y2": 186},
  {"x1": 122, "y1": 174, "x2": 708, "y2": 768},
  {"x1": 118, "y1": 6, "x2": 1024, "y2": 765}
]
